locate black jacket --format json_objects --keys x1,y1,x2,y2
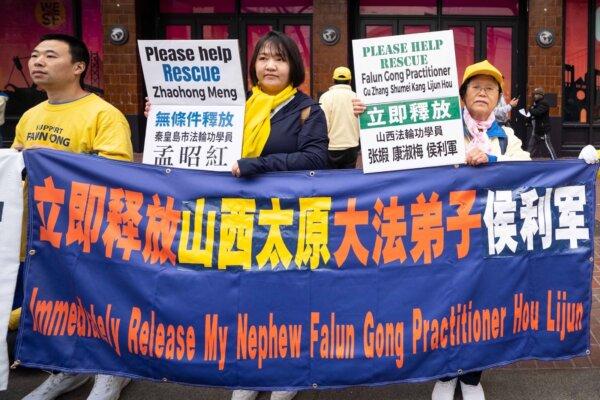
[
  {"x1": 238, "y1": 91, "x2": 329, "y2": 176},
  {"x1": 529, "y1": 99, "x2": 550, "y2": 136}
]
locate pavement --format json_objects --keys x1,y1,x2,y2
[
  {"x1": 1, "y1": 367, "x2": 600, "y2": 399},
  {"x1": 2, "y1": 161, "x2": 600, "y2": 400}
]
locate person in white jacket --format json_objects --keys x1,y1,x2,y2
[
  {"x1": 493, "y1": 93, "x2": 518, "y2": 126},
  {"x1": 319, "y1": 66, "x2": 360, "y2": 168}
]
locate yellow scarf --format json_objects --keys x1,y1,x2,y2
[{"x1": 242, "y1": 85, "x2": 297, "y2": 157}]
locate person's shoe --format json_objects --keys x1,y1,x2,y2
[
  {"x1": 86, "y1": 374, "x2": 131, "y2": 400},
  {"x1": 270, "y1": 391, "x2": 298, "y2": 400},
  {"x1": 460, "y1": 381, "x2": 485, "y2": 400},
  {"x1": 23, "y1": 372, "x2": 91, "y2": 400},
  {"x1": 231, "y1": 389, "x2": 259, "y2": 400},
  {"x1": 432, "y1": 378, "x2": 457, "y2": 400}
]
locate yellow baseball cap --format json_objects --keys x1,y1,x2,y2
[
  {"x1": 461, "y1": 60, "x2": 504, "y2": 88},
  {"x1": 333, "y1": 66, "x2": 352, "y2": 81}
]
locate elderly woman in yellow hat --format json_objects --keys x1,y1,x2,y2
[
  {"x1": 431, "y1": 60, "x2": 530, "y2": 400},
  {"x1": 457, "y1": 60, "x2": 530, "y2": 167}
]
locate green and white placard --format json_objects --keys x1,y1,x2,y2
[{"x1": 352, "y1": 30, "x2": 466, "y2": 173}]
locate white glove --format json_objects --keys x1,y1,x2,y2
[{"x1": 578, "y1": 145, "x2": 598, "y2": 164}]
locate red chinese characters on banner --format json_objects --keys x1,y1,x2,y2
[
  {"x1": 102, "y1": 188, "x2": 144, "y2": 260},
  {"x1": 33, "y1": 176, "x2": 65, "y2": 248},
  {"x1": 334, "y1": 198, "x2": 370, "y2": 267},
  {"x1": 372, "y1": 196, "x2": 407, "y2": 265},
  {"x1": 34, "y1": 177, "x2": 180, "y2": 266},
  {"x1": 447, "y1": 190, "x2": 480, "y2": 259},
  {"x1": 410, "y1": 192, "x2": 444, "y2": 264},
  {"x1": 32, "y1": 175, "x2": 482, "y2": 269},
  {"x1": 142, "y1": 194, "x2": 181, "y2": 266},
  {"x1": 333, "y1": 191, "x2": 482, "y2": 267},
  {"x1": 65, "y1": 182, "x2": 106, "y2": 253}
]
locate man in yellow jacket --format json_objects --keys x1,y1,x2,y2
[{"x1": 12, "y1": 33, "x2": 132, "y2": 400}]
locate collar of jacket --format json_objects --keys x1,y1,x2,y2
[
  {"x1": 329, "y1": 84, "x2": 352, "y2": 90},
  {"x1": 270, "y1": 91, "x2": 317, "y2": 124}
]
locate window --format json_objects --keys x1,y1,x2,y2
[
  {"x1": 284, "y1": 25, "x2": 311, "y2": 94},
  {"x1": 594, "y1": 0, "x2": 600, "y2": 122},
  {"x1": 165, "y1": 25, "x2": 192, "y2": 39},
  {"x1": 241, "y1": 0, "x2": 312, "y2": 13},
  {"x1": 564, "y1": 0, "x2": 589, "y2": 123},
  {"x1": 486, "y1": 27, "x2": 512, "y2": 97},
  {"x1": 365, "y1": 25, "x2": 393, "y2": 38},
  {"x1": 442, "y1": 0, "x2": 518, "y2": 16},
  {"x1": 82, "y1": 0, "x2": 103, "y2": 90},
  {"x1": 360, "y1": 0, "x2": 436, "y2": 16},
  {"x1": 160, "y1": 1, "x2": 313, "y2": 94},
  {"x1": 447, "y1": 26, "x2": 475, "y2": 82},
  {"x1": 160, "y1": 0, "x2": 235, "y2": 13}
]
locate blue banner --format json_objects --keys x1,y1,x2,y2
[{"x1": 16, "y1": 149, "x2": 598, "y2": 389}]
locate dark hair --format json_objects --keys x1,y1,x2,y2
[
  {"x1": 39, "y1": 34, "x2": 89, "y2": 88},
  {"x1": 248, "y1": 31, "x2": 305, "y2": 88},
  {"x1": 334, "y1": 79, "x2": 351, "y2": 84},
  {"x1": 459, "y1": 74, "x2": 502, "y2": 100}
]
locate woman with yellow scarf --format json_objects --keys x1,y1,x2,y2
[
  {"x1": 229, "y1": 31, "x2": 328, "y2": 400},
  {"x1": 231, "y1": 31, "x2": 329, "y2": 177}
]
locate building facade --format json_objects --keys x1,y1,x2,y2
[{"x1": 0, "y1": 0, "x2": 596, "y2": 156}]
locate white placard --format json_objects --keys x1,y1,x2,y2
[
  {"x1": 138, "y1": 40, "x2": 245, "y2": 171},
  {"x1": 138, "y1": 40, "x2": 244, "y2": 106},
  {"x1": 0, "y1": 150, "x2": 24, "y2": 390},
  {"x1": 352, "y1": 30, "x2": 466, "y2": 173},
  {"x1": 142, "y1": 105, "x2": 243, "y2": 171}
]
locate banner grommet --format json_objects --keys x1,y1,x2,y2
[{"x1": 28, "y1": 249, "x2": 36, "y2": 256}]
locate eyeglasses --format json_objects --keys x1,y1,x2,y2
[{"x1": 468, "y1": 85, "x2": 499, "y2": 95}]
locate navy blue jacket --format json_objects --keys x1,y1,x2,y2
[{"x1": 238, "y1": 91, "x2": 329, "y2": 176}]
